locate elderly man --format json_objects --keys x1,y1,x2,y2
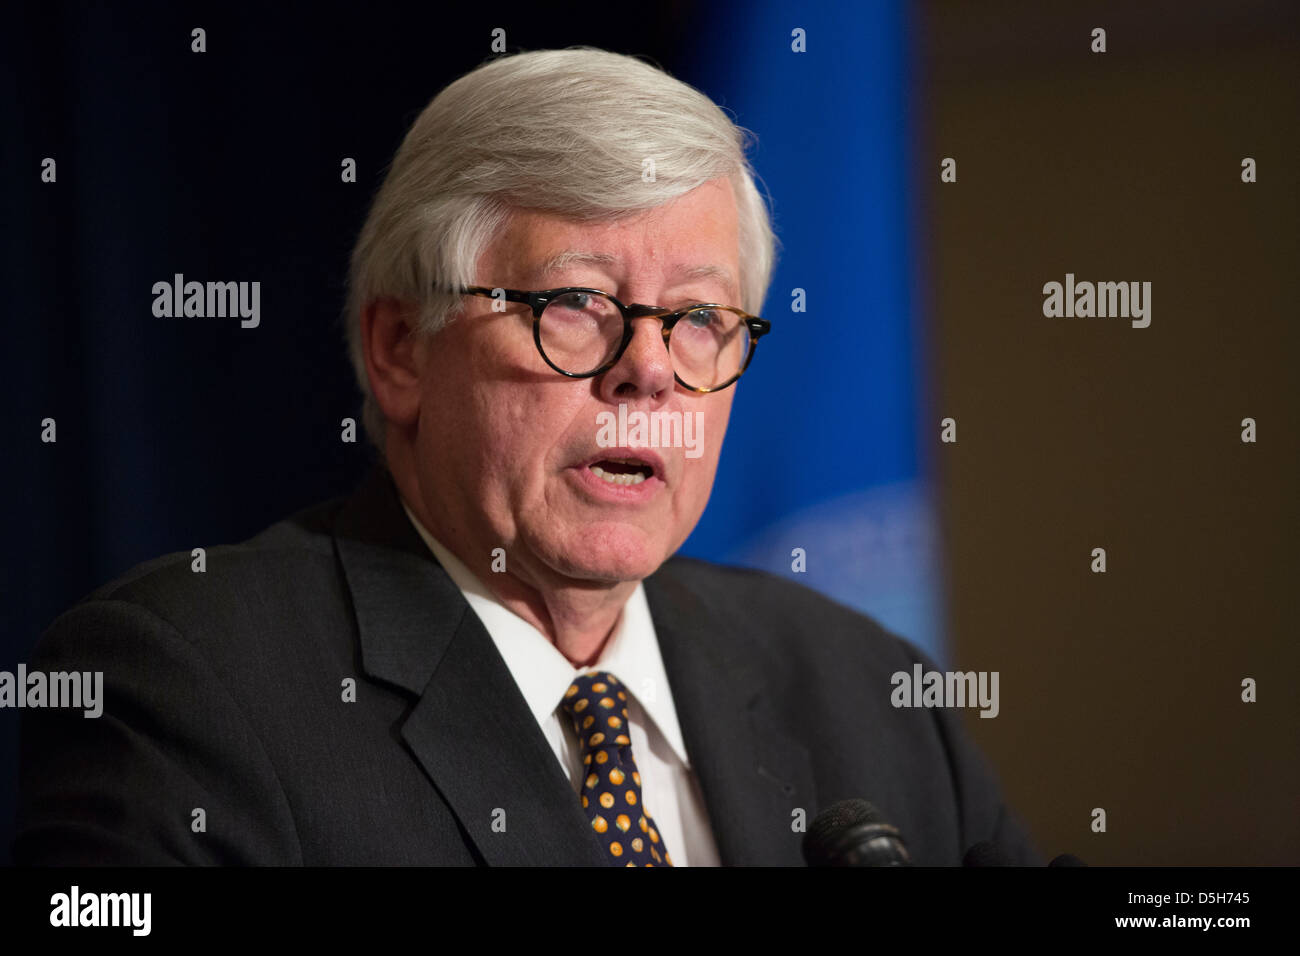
[{"x1": 15, "y1": 48, "x2": 1039, "y2": 866}]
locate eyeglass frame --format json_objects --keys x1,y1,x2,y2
[{"x1": 455, "y1": 285, "x2": 771, "y2": 393}]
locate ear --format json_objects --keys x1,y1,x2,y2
[{"x1": 361, "y1": 297, "x2": 425, "y2": 429}]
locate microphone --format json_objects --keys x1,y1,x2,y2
[
  {"x1": 962, "y1": 840, "x2": 1015, "y2": 866},
  {"x1": 962, "y1": 840, "x2": 1089, "y2": 866},
  {"x1": 803, "y1": 799, "x2": 912, "y2": 866}
]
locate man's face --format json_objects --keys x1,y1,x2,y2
[{"x1": 412, "y1": 177, "x2": 743, "y2": 586}]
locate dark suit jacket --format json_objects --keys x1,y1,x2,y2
[{"x1": 14, "y1": 467, "x2": 1041, "y2": 865}]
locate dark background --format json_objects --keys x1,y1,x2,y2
[
  {"x1": 923, "y1": 0, "x2": 1299, "y2": 866},
  {"x1": 2, "y1": 0, "x2": 721, "y2": 868},
  {"x1": 3, "y1": 0, "x2": 1297, "y2": 866}
]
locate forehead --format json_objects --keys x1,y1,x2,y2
[{"x1": 482, "y1": 179, "x2": 741, "y2": 298}]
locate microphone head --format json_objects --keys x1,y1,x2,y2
[
  {"x1": 963, "y1": 840, "x2": 1016, "y2": 866},
  {"x1": 804, "y1": 799, "x2": 911, "y2": 867},
  {"x1": 1048, "y1": 853, "x2": 1088, "y2": 867},
  {"x1": 807, "y1": 799, "x2": 883, "y2": 843}
]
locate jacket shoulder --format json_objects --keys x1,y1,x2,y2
[
  {"x1": 652, "y1": 554, "x2": 1043, "y2": 865},
  {"x1": 652, "y1": 553, "x2": 925, "y2": 671},
  {"x1": 42, "y1": 494, "x2": 351, "y2": 658}
]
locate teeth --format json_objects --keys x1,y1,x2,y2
[{"x1": 589, "y1": 464, "x2": 648, "y2": 486}]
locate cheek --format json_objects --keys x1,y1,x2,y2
[
  {"x1": 679, "y1": 393, "x2": 732, "y2": 502},
  {"x1": 423, "y1": 322, "x2": 539, "y2": 460},
  {"x1": 466, "y1": 388, "x2": 532, "y2": 470},
  {"x1": 467, "y1": 381, "x2": 593, "y2": 489},
  {"x1": 701, "y1": 393, "x2": 734, "y2": 459}
]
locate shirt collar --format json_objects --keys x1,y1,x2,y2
[{"x1": 398, "y1": 499, "x2": 692, "y2": 768}]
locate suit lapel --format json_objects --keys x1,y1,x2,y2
[
  {"x1": 645, "y1": 563, "x2": 816, "y2": 866},
  {"x1": 398, "y1": 610, "x2": 609, "y2": 865},
  {"x1": 333, "y1": 466, "x2": 608, "y2": 866}
]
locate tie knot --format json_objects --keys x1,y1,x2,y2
[{"x1": 560, "y1": 671, "x2": 632, "y2": 753}]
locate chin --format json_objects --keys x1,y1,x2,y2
[{"x1": 541, "y1": 523, "x2": 670, "y2": 584}]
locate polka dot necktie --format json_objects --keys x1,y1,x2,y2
[{"x1": 560, "y1": 671, "x2": 674, "y2": 867}]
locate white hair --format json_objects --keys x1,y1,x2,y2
[{"x1": 345, "y1": 47, "x2": 777, "y2": 448}]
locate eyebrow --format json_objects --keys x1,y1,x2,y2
[
  {"x1": 535, "y1": 251, "x2": 739, "y2": 299},
  {"x1": 536, "y1": 250, "x2": 619, "y2": 278}
]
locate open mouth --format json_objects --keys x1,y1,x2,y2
[{"x1": 587, "y1": 457, "x2": 655, "y2": 486}]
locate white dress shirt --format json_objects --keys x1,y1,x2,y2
[{"x1": 400, "y1": 501, "x2": 721, "y2": 866}]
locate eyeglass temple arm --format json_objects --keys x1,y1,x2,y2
[{"x1": 459, "y1": 285, "x2": 535, "y2": 306}]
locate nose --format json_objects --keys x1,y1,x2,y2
[{"x1": 597, "y1": 313, "x2": 676, "y2": 403}]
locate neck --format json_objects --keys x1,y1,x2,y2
[
  {"x1": 388, "y1": 457, "x2": 634, "y2": 667},
  {"x1": 473, "y1": 569, "x2": 635, "y2": 668}
]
